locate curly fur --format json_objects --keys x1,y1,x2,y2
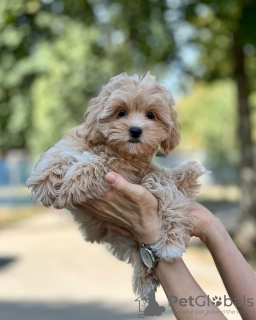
[{"x1": 26, "y1": 72, "x2": 207, "y2": 300}]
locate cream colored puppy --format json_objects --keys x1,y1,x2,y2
[{"x1": 27, "y1": 72, "x2": 206, "y2": 299}]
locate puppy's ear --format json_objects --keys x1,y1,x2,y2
[
  {"x1": 84, "y1": 96, "x2": 105, "y2": 147},
  {"x1": 160, "y1": 106, "x2": 180, "y2": 155}
]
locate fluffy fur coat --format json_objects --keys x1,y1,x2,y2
[{"x1": 27, "y1": 72, "x2": 206, "y2": 299}]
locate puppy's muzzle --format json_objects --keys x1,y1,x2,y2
[{"x1": 129, "y1": 127, "x2": 142, "y2": 139}]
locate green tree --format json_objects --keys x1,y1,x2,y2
[
  {"x1": 176, "y1": 0, "x2": 256, "y2": 254},
  {"x1": 0, "y1": 0, "x2": 114, "y2": 154},
  {"x1": 0, "y1": 0, "x2": 174, "y2": 155},
  {"x1": 178, "y1": 80, "x2": 237, "y2": 163}
]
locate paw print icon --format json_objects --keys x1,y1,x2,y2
[{"x1": 212, "y1": 296, "x2": 222, "y2": 306}]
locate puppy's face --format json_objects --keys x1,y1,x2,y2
[
  {"x1": 84, "y1": 73, "x2": 180, "y2": 158},
  {"x1": 98, "y1": 91, "x2": 173, "y2": 157}
]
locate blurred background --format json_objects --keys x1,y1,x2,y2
[{"x1": 0, "y1": 0, "x2": 255, "y2": 319}]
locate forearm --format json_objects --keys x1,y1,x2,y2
[
  {"x1": 202, "y1": 217, "x2": 256, "y2": 320},
  {"x1": 154, "y1": 258, "x2": 227, "y2": 320}
]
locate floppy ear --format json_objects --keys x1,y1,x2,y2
[
  {"x1": 84, "y1": 73, "x2": 131, "y2": 147},
  {"x1": 160, "y1": 106, "x2": 180, "y2": 155},
  {"x1": 83, "y1": 95, "x2": 107, "y2": 147}
]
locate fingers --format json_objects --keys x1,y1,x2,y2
[
  {"x1": 105, "y1": 172, "x2": 146, "y2": 203},
  {"x1": 80, "y1": 200, "x2": 132, "y2": 228},
  {"x1": 106, "y1": 223, "x2": 133, "y2": 238}
]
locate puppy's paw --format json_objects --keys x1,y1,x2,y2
[
  {"x1": 27, "y1": 178, "x2": 60, "y2": 207},
  {"x1": 55, "y1": 159, "x2": 109, "y2": 209},
  {"x1": 172, "y1": 160, "x2": 210, "y2": 198},
  {"x1": 182, "y1": 160, "x2": 210, "y2": 177},
  {"x1": 54, "y1": 180, "x2": 87, "y2": 208}
]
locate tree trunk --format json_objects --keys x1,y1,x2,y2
[{"x1": 233, "y1": 42, "x2": 256, "y2": 255}]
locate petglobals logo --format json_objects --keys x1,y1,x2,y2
[
  {"x1": 168, "y1": 295, "x2": 254, "y2": 308},
  {"x1": 212, "y1": 296, "x2": 222, "y2": 306},
  {"x1": 135, "y1": 293, "x2": 254, "y2": 318},
  {"x1": 135, "y1": 291, "x2": 165, "y2": 318}
]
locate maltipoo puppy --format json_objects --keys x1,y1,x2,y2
[{"x1": 27, "y1": 72, "x2": 206, "y2": 299}]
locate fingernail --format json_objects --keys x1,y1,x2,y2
[{"x1": 106, "y1": 173, "x2": 118, "y2": 185}]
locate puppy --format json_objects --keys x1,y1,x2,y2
[{"x1": 27, "y1": 72, "x2": 206, "y2": 299}]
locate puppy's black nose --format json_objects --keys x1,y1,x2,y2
[{"x1": 129, "y1": 127, "x2": 142, "y2": 139}]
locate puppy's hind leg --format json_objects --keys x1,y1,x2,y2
[
  {"x1": 142, "y1": 170, "x2": 193, "y2": 262},
  {"x1": 101, "y1": 232, "x2": 159, "y2": 300},
  {"x1": 132, "y1": 257, "x2": 159, "y2": 301}
]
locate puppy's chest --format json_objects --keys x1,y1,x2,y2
[
  {"x1": 105, "y1": 159, "x2": 145, "y2": 184},
  {"x1": 77, "y1": 149, "x2": 148, "y2": 184}
]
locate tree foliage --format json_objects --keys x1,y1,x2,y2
[
  {"x1": 178, "y1": 80, "x2": 238, "y2": 161},
  {"x1": 0, "y1": 0, "x2": 255, "y2": 162},
  {"x1": 0, "y1": 0, "x2": 175, "y2": 155}
]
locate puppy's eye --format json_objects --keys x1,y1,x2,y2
[
  {"x1": 147, "y1": 112, "x2": 155, "y2": 119},
  {"x1": 118, "y1": 110, "x2": 126, "y2": 117}
]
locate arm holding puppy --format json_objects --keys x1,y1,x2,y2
[
  {"x1": 192, "y1": 203, "x2": 256, "y2": 320},
  {"x1": 84, "y1": 172, "x2": 256, "y2": 319}
]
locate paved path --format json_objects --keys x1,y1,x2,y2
[{"x1": 0, "y1": 207, "x2": 243, "y2": 320}]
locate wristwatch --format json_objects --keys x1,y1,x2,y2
[{"x1": 139, "y1": 244, "x2": 161, "y2": 269}]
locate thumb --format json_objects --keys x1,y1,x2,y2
[{"x1": 105, "y1": 172, "x2": 141, "y2": 202}]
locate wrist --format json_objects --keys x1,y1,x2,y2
[
  {"x1": 154, "y1": 255, "x2": 183, "y2": 272},
  {"x1": 136, "y1": 213, "x2": 161, "y2": 245},
  {"x1": 136, "y1": 225, "x2": 160, "y2": 245},
  {"x1": 200, "y1": 215, "x2": 227, "y2": 247}
]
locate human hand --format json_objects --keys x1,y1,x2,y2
[
  {"x1": 189, "y1": 202, "x2": 221, "y2": 244},
  {"x1": 79, "y1": 172, "x2": 161, "y2": 245}
]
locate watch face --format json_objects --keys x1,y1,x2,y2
[{"x1": 140, "y1": 247, "x2": 154, "y2": 268}]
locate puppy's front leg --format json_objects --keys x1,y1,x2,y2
[
  {"x1": 171, "y1": 160, "x2": 208, "y2": 198},
  {"x1": 55, "y1": 154, "x2": 110, "y2": 208},
  {"x1": 26, "y1": 150, "x2": 68, "y2": 207},
  {"x1": 26, "y1": 124, "x2": 89, "y2": 207}
]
